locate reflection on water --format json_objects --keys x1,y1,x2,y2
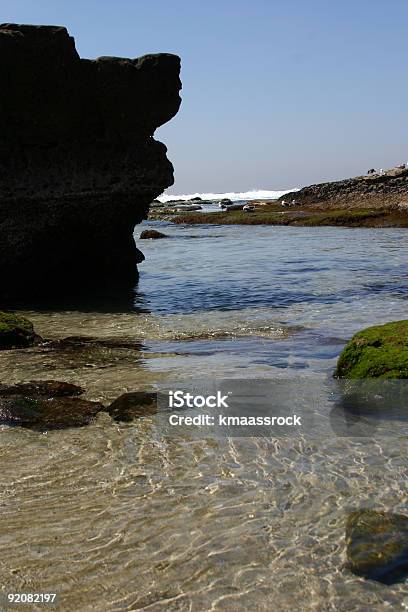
[{"x1": 0, "y1": 224, "x2": 407, "y2": 609}]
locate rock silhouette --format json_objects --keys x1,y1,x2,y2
[{"x1": 0, "y1": 24, "x2": 181, "y2": 300}]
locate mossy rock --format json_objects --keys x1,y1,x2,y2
[
  {"x1": 346, "y1": 509, "x2": 408, "y2": 583},
  {"x1": 0, "y1": 311, "x2": 39, "y2": 349},
  {"x1": 335, "y1": 320, "x2": 408, "y2": 379}
]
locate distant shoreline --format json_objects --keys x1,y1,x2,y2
[
  {"x1": 149, "y1": 202, "x2": 408, "y2": 228},
  {"x1": 152, "y1": 166, "x2": 408, "y2": 228}
]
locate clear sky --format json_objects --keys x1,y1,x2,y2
[{"x1": 3, "y1": 0, "x2": 408, "y2": 193}]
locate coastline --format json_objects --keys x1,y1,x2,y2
[{"x1": 149, "y1": 202, "x2": 408, "y2": 228}]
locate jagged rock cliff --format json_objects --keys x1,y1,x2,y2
[
  {"x1": 0, "y1": 24, "x2": 181, "y2": 301},
  {"x1": 281, "y1": 167, "x2": 408, "y2": 210}
]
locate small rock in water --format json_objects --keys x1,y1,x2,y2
[
  {"x1": 0, "y1": 311, "x2": 41, "y2": 350},
  {"x1": 0, "y1": 380, "x2": 84, "y2": 397},
  {"x1": 346, "y1": 509, "x2": 408, "y2": 584},
  {"x1": 335, "y1": 320, "x2": 408, "y2": 379},
  {"x1": 108, "y1": 391, "x2": 158, "y2": 422},
  {"x1": 0, "y1": 395, "x2": 104, "y2": 430},
  {"x1": 140, "y1": 230, "x2": 168, "y2": 239}
]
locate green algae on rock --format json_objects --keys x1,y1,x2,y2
[
  {"x1": 0, "y1": 311, "x2": 39, "y2": 349},
  {"x1": 346, "y1": 509, "x2": 408, "y2": 584},
  {"x1": 335, "y1": 320, "x2": 408, "y2": 379}
]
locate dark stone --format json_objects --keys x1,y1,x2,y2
[
  {"x1": 0, "y1": 394, "x2": 104, "y2": 429},
  {"x1": 346, "y1": 509, "x2": 408, "y2": 584},
  {"x1": 225, "y1": 204, "x2": 244, "y2": 211},
  {"x1": 139, "y1": 229, "x2": 168, "y2": 239},
  {"x1": 189, "y1": 197, "x2": 202, "y2": 201},
  {"x1": 108, "y1": 391, "x2": 158, "y2": 422},
  {"x1": 0, "y1": 311, "x2": 40, "y2": 349},
  {"x1": 0, "y1": 24, "x2": 181, "y2": 300},
  {"x1": 0, "y1": 380, "x2": 84, "y2": 397}
]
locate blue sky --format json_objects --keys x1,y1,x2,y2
[{"x1": 3, "y1": 0, "x2": 408, "y2": 193}]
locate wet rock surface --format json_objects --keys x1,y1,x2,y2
[
  {"x1": 0, "y1": 311, "x2": 41, "y2": 349},
  {"x1": 346, "y1": 509, "x2": 408, "y2": 584},
  {"x1": 0, "y1": 379, "x2": 103, "y2": 429},
  {"x1": 108, "y1": 391, "x2": 159, "y2": 422},
  {"x1": 0, "y1": 395, "x2": 104, "y2": 430},
  {"x1": 0, "y1": 380, "x2": 84, "y2": 397},
  {"x1": 0, "y1": 24, "x2": 181, "y2": 300}
]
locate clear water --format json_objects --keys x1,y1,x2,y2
[{"x1": 0, "y1": 222, "x2": 407, "y2": 610}]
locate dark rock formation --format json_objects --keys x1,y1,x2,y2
[
  {"x1": 0, "y1": 24, "x2": 181, "y2": 301},
  {"x1": 140, "y1": 229, "x2": 168, "y2": 239},
  {"x1": 346, "y1": 509, "x2": 408, "y2": 584},
  {"x1": 281, "y1": 167, "x2": 408, "y2": 209},
  {"x1": 0, "y1": 311, "x2": 41, "y2": 349},
  {"x1": 0, "y1": 395, "x2": 104, "y2": 429},
  {"x1": 0, "y1": 377, "x2": 103, "y2": 429}
]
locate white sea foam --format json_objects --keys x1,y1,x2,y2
[{"x1": 157, "y1": 188, "x2": 298, "y2": 203}]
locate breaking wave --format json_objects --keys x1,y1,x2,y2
[{"x1": 158, "y1": 188, "x2": 298, "y2": 203}]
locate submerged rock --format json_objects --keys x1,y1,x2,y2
[
  {"x1": 31, "y1": 336, "x2": 145, "y2": 373},
  {"x1": 43, "y1": 336, "x2": 144, "y2": 351},
  {"x1": 0, "y1": 395, "x2": 104, "y2": 429},
  {"x1": 139, "y1": 229, "x2": 168, "y2": 239},
  {"x1": 0, "y1": 24, "x2": 181, "y2": 300},
  {"x1": 0, "y1": 380, "x2": 84, "y2": 397},
  {"x1": 108, "y1": 391, "x2": 158, "y2": 422},
  {"x1": 346, "y1": 509, "x2": 408, "y2": 584},
  {"x1": 335, "y1": 320, "x2": 408, "y2": 378},
  {"x1": 0, "y1": 378, "x2": 102, "y2": 429},
  {"x1": 0, "y1": 311, "x2": 40, "y2": 349}
]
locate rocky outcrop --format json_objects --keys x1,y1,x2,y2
[
  {"x1": 0, "y1": 24, "x2": 181, "y2": 301},
  {"x1": 281, "y1": 167, "x2": 408, "y2": 210}
]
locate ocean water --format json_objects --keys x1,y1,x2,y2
[
  {"x1": 1, "y1": 221, "x2": 407, "y2": 610},
  {"x1": 158, "y1": 188, "x2": 298, "y2": 203}
]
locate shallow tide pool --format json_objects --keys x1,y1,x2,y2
[{"x1": 1, "y1": 222, "x2": 407, "y2": 610}]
